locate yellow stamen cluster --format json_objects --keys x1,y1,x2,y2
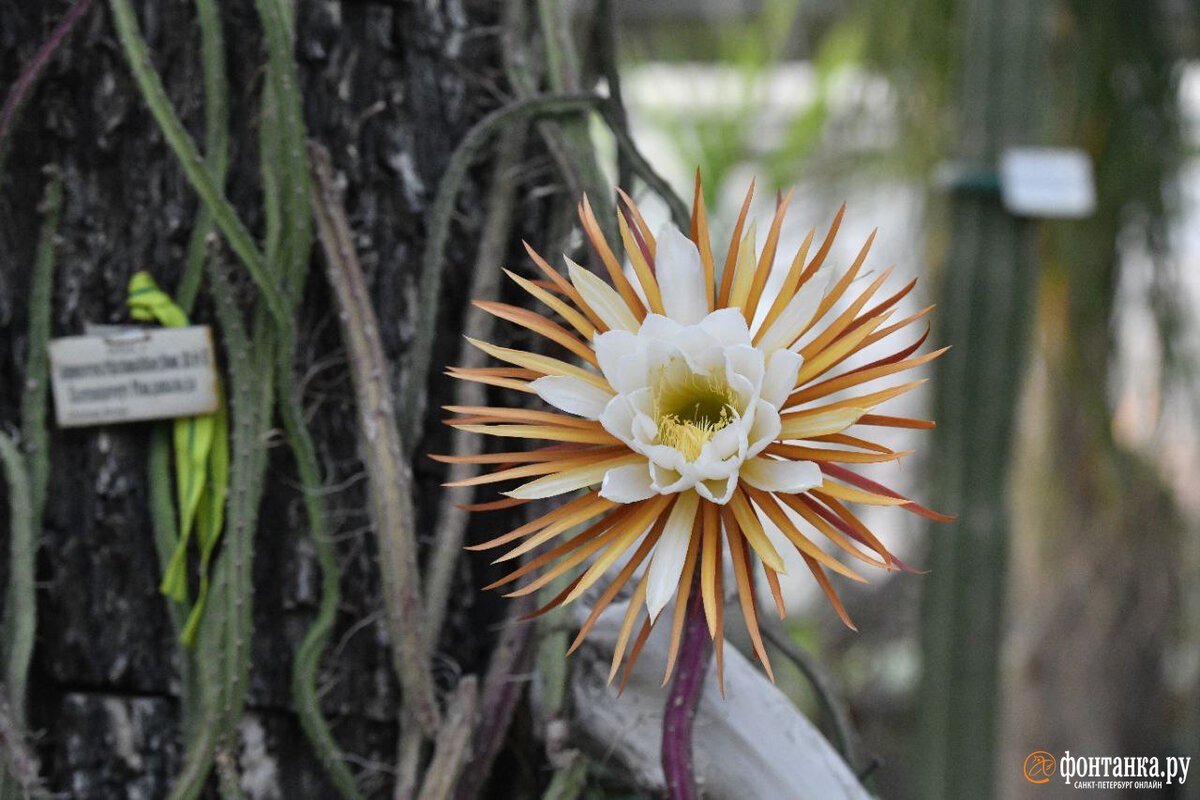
[
  {"x1": 656, "y1": 414, "x2": 731, "y2": 460},
  {"x1": 653, "y1": 366, "x2": 736, "y2": 461}
]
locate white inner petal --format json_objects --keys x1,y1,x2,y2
[
  {"x1": 740, "y1": 457, "x2": 821, "y2": 494},
  {"x1": 654, "y1": 224, "x2": 709, "y2": 325},
  {"x1": 599, "y1": 461, "x2": 657, "y2": 503},
  {"x1": 566, "y1": 257, "x2": 640, "y2": 332},
  {"x1": 645, "y1": 491, "x2": 700, "y2": 620},
  {"x1": 591, "y1": 305, "x2": 805, "y2": 505},
  {"x1": 531, "y1": 375, "x2": 611, "y2": 419}
]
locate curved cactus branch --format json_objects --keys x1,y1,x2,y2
[{"x1": 310, "y1": 143, "x2": 441, "y2": 737}]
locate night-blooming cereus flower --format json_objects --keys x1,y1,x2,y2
[{"x1": 436, "y1": 178, "x2": 951, "y2": 688}]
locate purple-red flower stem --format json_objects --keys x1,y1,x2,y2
[{"x1": 662, "y1": 585, "x2": 712, "y2": 799}]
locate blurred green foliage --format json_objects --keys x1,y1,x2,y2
[
  {"x1": 855, "y1": 0, "x2": 958, "y2": 171},
  {"x1": 627, "y1": 0, "x2": 872, "y2": 207}
]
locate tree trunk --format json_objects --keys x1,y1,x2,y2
[
  {"x1": 915, "y1": 1, "x2": 1046, "y2": 798},
  {"x1": 1000, "y1": 5, "x2": 1182, "y2": 797},
  {"x1": 0, "y1": 1, "x2": 580, "y2": 796}
]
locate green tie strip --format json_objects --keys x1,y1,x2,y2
[{"x1": 127, "y1": 271, "x2": 230, "y2": 646}]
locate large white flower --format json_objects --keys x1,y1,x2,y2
[
  {"x1": 438, "y1": 180, "x2": 950, "y2": 686},
  {"x1": 567, "y1": 300, "x2": 814, "y2": 507}
]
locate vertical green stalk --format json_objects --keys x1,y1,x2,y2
[
  {"x1": 21, "y1": 171, "x2": 61, "y2": 518},
  {"x1": 279, "y1": 177, "x2": 365, "y2": 800},
  {"x1": 0, "y1": 436, "x2": 34, "y2": 800},
  {"x1": 253, "y1": 4, "x2": 365, "y2": 795},
  {"x1": 168, "y1": 542, "x2": 230, "y2": 800},
  {"x1": 254, "y1": 0, "x2": 310, "y2": 306},
  {"x1": 177, "y1": 0, "x2": 230, "y2": 313},
  {"x1": 214, "y1": 270, "x2": 277, "y2": 767},
  {"x1": 0, "y1": 435, "x2": 34, "y2": 726},
  {"x1": 279, "y1": 371, "x2": 363, "y2": 799},
  {"x1": 167, "y1": 258, "x2": 269, "y2": 800},
  {"x1": 259, "y1": 78, "x2": 283, "y2": 277},
  {"x1": 1, "y1": 170, "x2": 62, "y2": 798}
]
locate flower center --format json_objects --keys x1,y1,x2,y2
[{"x1": 653, "y1": 366, "x2": 737, "y2": 461}]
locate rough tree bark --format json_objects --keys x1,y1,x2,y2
[{"x1": 0, "y1": 0, "x2": 577, "y2": 796}]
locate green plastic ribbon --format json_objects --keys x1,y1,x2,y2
[{"x1": 127, "y1": 272, "x2": 229, "y2": 646}]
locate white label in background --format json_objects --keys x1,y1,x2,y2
[
  {"x1": 1000, "y1": 147, "x2": 1097, "y2": 218},
  {"x1": 48, "y1": 326, "x2": 219, "y2": 427}
]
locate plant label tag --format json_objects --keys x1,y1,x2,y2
[
  {"x1": 999, "y1": 147, "x2": 1096, "y2": 218},
  {"x1": 48, "y1": 325, "x2": 219, "y2": 427}
]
